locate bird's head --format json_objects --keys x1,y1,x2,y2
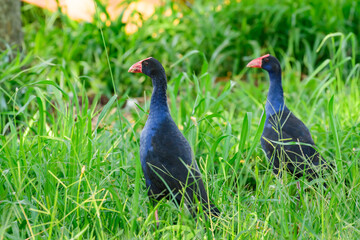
[
  {"x1": 128, "y1": 57, "x2": 165, "y2": 78},
  {"x1": 246, "y1": 54, "x2": 281, "y2": 73}
]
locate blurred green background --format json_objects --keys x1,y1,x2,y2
[{"x1": 2, "y1": 0, "x2": 359, "y2": 100}]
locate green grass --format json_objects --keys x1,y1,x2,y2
[{"x1": 1, "y1": 0, "x2": 360, "y2": 239}]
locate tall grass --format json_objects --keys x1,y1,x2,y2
[{"x1": 1, "y1": 0, "x2": 360, "y2": 239}]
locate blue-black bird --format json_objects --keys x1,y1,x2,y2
[
  {"x1": 128, "y1": 57, "x2": 219, "y2": 224},
  {"x1": 247, "y1": 54, "x2": 327, "y2": 184}
]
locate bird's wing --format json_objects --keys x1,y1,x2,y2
[
  {"x1": 269, "y1": 109, "x2": 315, "y2": 144},
  {"x1": 263, "y1": 109, "x2": 327, "y2": 179}
]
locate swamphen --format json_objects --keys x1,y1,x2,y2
[
  {"x1": 247, "y1": 54, "x2": 327, "y2": 184},
  {"x1": 128, "y1": 57, "x2": 219, "y2": 224}
]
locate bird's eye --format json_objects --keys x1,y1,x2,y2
[
  {"x1": 264, "y1": 58, "x2": 269, "y2": 63},
  {"x1": 144, "y1": 61, "x2": 149, "y2": 66}
]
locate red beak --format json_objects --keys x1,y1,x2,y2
[
  {"x1": 128, "y1": 57, "x2": 153, "y2": 73},
  {"x1": 128, "y1": 61, "x2": 143, "y2": 73},
  {"x1": 246, "y1": 54, "x2": 270, "y2": 68}
]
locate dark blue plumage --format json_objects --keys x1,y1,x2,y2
[
  {"x1": 247, "y1": 54, "x2": 327, "y2": 182},
  {"x1": 129, "y1": 57, "x2": 219, "y2": 222}
]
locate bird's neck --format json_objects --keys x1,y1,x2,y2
[
  {"x1": 266, "y1": 71, "x2": 286, "y2": 117},
  {"x1": 149, "y1": 74, "x2": 169, "y2": 116}
]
